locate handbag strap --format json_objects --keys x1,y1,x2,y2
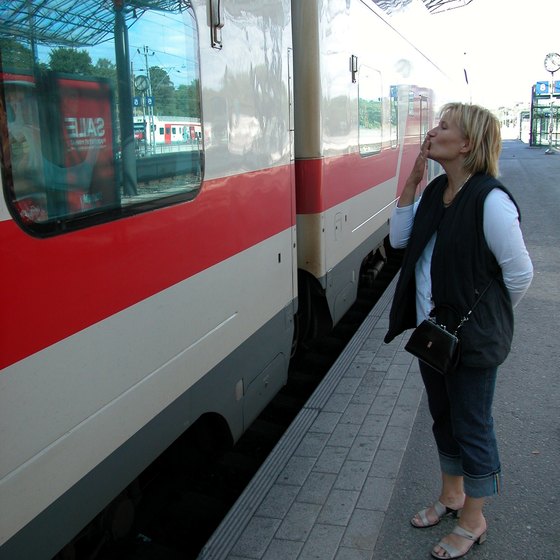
[{"x1": 456, "y1": 278, "x2": 495, "y2": 332}]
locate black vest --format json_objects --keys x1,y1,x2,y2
[{"x1": 385, "y1": 173, "x2": 519, "y2": 367}]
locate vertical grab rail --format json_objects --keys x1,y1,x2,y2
[{"x1": 210, "y1": 0, "x2": 224, "y2": 49}]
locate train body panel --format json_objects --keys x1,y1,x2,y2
[
  {"x1": 196, "y1": 1, "x2": 294, "y2": 179},
  {"x1": 0, "y1": 165, "x2": 294, "y2": 371},
  {"x1": 296, "y1": 171, "x2": 394, "y2": 325},
  {"x1": 1, "y1": 304, "x2": 293, "y2": 560},
  {"x1": 297, "y1": 154, "x2": 397, "y2": 278},
  {"x1": 1, "y1": 0, "x2": 296, "y2": 555},
  {"x1": 0, "y1": 229, "x2": 293, "y2": 551},
  {"x1": 292, "y1": 0, "x2": 453, "y2": 324},
  {"x1": 0, "y1": 0, "x2": 463, "y2": 556}
]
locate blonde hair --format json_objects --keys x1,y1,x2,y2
[{"x1": 439, "y1": 102, "x2": 502, "y2": 177}]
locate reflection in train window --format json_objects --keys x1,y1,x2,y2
[
  {"x1": 358, "y1": 66, "x2": 383, "y2": 155},
  {"x1": 390, "y1": 85, "x2": 399, "y2": 148},
  {"x1": 0, "y1": 0, "x2": 203, "y2": 235}
]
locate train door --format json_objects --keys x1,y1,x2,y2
[{"x1": 164, "y1": 124, "x2": 172, "y2": 143}]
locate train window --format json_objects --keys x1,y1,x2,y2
[
  {"x1": 420, "y1": 94, "x2": 429, "y2": 138},
  {"x1": 358, "y1": 66, "x2": 383, "y2": 155},
  {"x1": 0, "y1": 0, "x2": 203, "y2": 236},
  {"x1": 408, "y1": 90, "x2": 415, "y2": 116},
  {"x1": 390, "y1": 85, "x2": 399, "y2": 148}
]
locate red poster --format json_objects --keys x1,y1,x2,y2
[{"x1": 55, "y1": 76, "x2": 116, "y2": 211}]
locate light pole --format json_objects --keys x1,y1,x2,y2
[
  {"x1": 137, "y1": 46, "x2": 155, "y2": 152},
  {"x1": 544, "y1": 53, "x2": 560, "y2": 154}
]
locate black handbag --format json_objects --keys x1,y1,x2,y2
[
  {"x1": 405, "y1": 317, "x2": 460, "y2": 375},
  {"x1": 405, "y1": 280, "x2": 494, "y2": 375}
]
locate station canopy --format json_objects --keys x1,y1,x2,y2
[
  {"x1": 374, "y1": 0, "x2": 472, "y2": 14},
  {"x1": 2, "y1": 0, "x2": 472, "y2": 48},
  {"x1": 0, "y1": 1, "x2": 190, "y2": 47},
  {"x1": 422, "y1": 0, "x2": 473, "y2": 13}
]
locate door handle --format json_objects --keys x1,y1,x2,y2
[{"x1": 210, "y1": 0, "x2": 224, "y2": 49}]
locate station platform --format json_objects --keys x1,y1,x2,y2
[
  {"x1": 197, "y1": 140, "x2": 559, "y2": 560},
  {"x1": 197, "y1": 275, "x2": 420, "y2": 560}
]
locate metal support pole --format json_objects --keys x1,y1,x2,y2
[
  {"x1": 545, "y1": 70, "x2": 556, "y2": 154},
  {"x1": 114, "y1": 6, "x2": 138, "y2": 193},
  {"x1": 142, "y1": 46, "x2": 156, "y2": 152}
]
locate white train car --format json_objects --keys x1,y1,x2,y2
[
  {"x1": 1, "y1": 2, "x2": 295, "y2": 558},
  {"x1": 292, "y1": 1, "x2": 458, "y2": 335},
  {"x1": 134, "y1": 115, "x2": 202, "y2": 146},
  {"x1": 0, "y1": 1, "x2": 462, "y2": 558}
]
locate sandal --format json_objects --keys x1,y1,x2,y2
[
  {"x1": 410, "y1": 500, "x2": 461, "y2": 528},
  {"x1": 431, "y1": 525, "x2": 487, "y2": 559}
]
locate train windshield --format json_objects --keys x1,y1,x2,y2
[{"x1": 0, "y1": 0, "x2": 203, "y2": 234}]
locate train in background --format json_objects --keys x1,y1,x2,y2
[
  {"x1": 0, "y1": 0, "x2": 463, "y2": 558},
  {"x1": 133, "y1": 115, "x2": 202, "y2": 148}
]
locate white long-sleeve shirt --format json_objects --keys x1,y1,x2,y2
[{"x1": 390, "y1": 188, "x2": 533, "y2": 324}]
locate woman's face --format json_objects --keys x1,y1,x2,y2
[{"x1": 425, "y1": 113, "x2": 468, "y2": 164}]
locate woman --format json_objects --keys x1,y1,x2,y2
[{"x1": 384, "y1": 103, "x2": 533, "y2": 559}]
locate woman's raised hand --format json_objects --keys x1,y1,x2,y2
[{"x1": 398, "y1": 136, "x2": 430, "y2": 207}]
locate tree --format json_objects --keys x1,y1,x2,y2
[
  {"x1": 0, "y1": 38, "x2": 34, "y2": 70},
  {"x1": 93, "y1": 58, "x2": 116, "y2": 79},
  {"x1": 49, "y1": 48, "x2": 93, "y2": 75},
  {"x1": 149, "y1": 66, "x2": 175, "y2": 115},
  {"x1": 93, "y1": 58, "x2": 117, "y2": 92},
  {"x1": 176, "y1": 80, "x2": 201, "y2": 118}
]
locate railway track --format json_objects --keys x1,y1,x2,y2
[{"x1": 55, "y1": 243, "x2": 403, "y2": 560}]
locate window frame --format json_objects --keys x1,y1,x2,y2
[{"x1": 0, "y1": 2, "x2": 204, "y2": 238}]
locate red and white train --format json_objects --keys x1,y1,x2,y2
[
  {"x1": 134, "y1": 116, "x2": 202, "y2": 146},
  {"x1": 0, "y1": 1, "x2": 463, "y2": 558}
]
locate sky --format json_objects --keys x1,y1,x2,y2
[{"x1": 427, "y1": 0, "x2": 560, "y2": 109}]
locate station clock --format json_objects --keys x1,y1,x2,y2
[{"x1": 544, "y1": 53, "x2": 560, "y2": 73}]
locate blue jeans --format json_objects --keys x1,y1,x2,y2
[{"x1": 419, "y1": 361, "x2": 502, "y2": 498}]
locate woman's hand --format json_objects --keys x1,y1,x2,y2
[
  {"x1": 411, "y1": 136, "x2": 430, "y2": 184},
  {"x1": 398, "y1": 136, "x2": 429, "y2": 207}
]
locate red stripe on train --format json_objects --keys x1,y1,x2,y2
[
  {"x1": 295, "y1": 148, "x2": 399, "y2": 214},
  {"x1": 0, "y1": 165, "x2": 294, "y2": 369}
]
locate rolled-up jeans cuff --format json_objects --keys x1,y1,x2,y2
[
  {"x1": 439, "y1": 452, "x2": 463, "y2": 477},
  {"x1": 464, "y1": 470, "x2": 502, "y2": 498},
  {"x1": 439, "y1": 452, "x2": 502, "y2": 498}
]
